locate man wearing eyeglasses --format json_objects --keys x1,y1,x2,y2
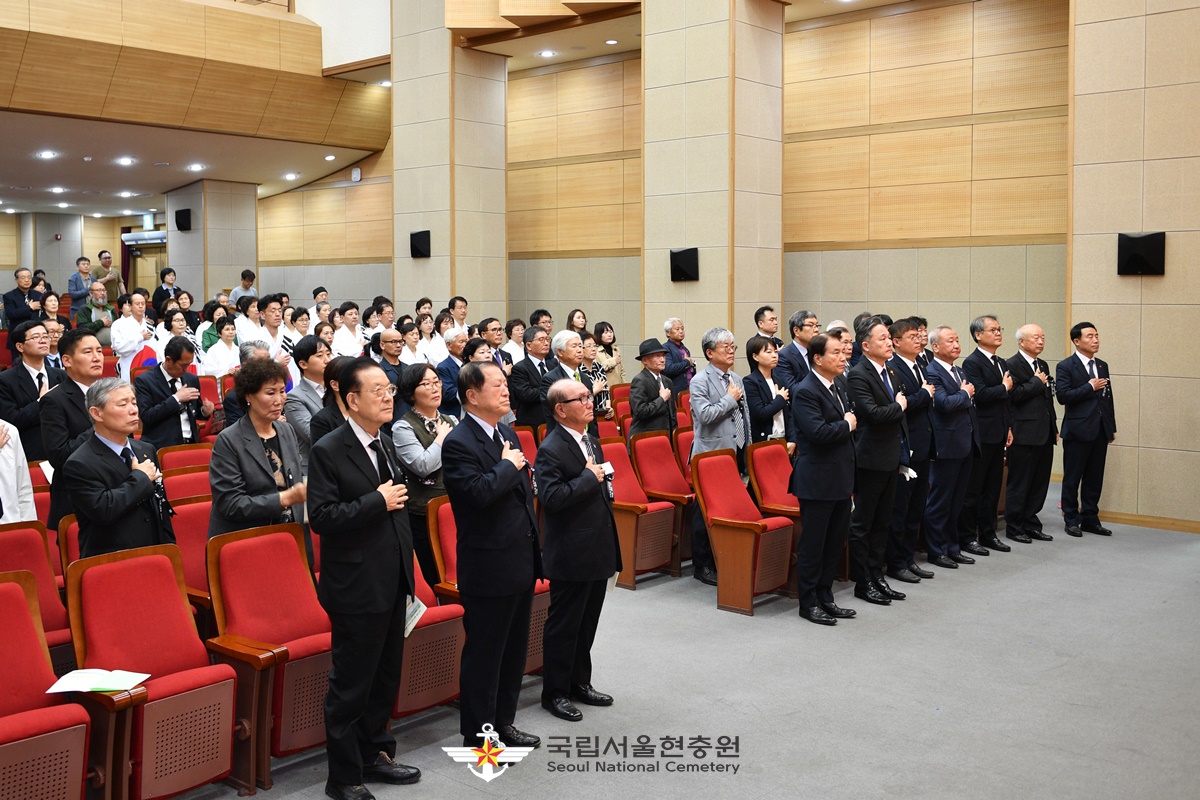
[
  {"x1": 510, "y1": 327, "x2": 551, "y2": 428},
  {"x1": 540, "y1": 331, "x2": 599, "y2": 440},
  {"x1": 0, "y1": 321, "x2": 65, "y2": 462},
  {"x1": 776, "y1": 310, "x2": 819, "y2": 394}
]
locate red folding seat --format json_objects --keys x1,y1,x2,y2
[
  {"x1": 158, "y1": 443, "x2": 214, "y2": 471},
  {"x1": 393, "y1": 556, "x2": 465, "y2": 718},
  {"x1": 29, "y1": 460, "x2": 50, "y2": 488},
  {"x1": 629, "y1": 431, "x2": 695, "y2": 575},
  {"x1": 512, "y1": 425, "x2": 539, "y2": 466},
  {"x1": 673, "y1": 426, "x2": 695, "y2": 486},
  {"x1": 609, "y1": 382, "x2": 631, "y2": 404},
  {"x1": 0, "y1": 523, "x2": 75, "y2": 675},
  {"x1": 599, "y1": 439, "x2": 675, "y2": 589},
  {"x1": 691, "y1": 450, "x2": 793, "y2": 615},
  {"x1": 596, "y1": 417, "x2": 619, "y2": 440},
  {"x1": 163, "y1": 465, "x2": 211, "y2": 503}
]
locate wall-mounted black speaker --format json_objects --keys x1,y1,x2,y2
[
  {"x1": 175, "y1": 209, "x2": 191, "y2": 232},
  {"x1": 410, "y1": 230, "x2": 431, "y2": 259},
  {"x1": 1117, "y1": 232, "x2": 1165, "y2": 275},
  {"x1": 670, "y1": 247, "x2": 699, "y2": 281}
]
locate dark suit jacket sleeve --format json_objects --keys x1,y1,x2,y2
[
  {"x1": 40, "y1": 390, "x2": 92, "y2": 470},
  {"x1": 744, "y1": 373, "x2": 786, "y2": 426},
  {"x1": 187, "y1": 374, "x2": 211, "y2": 420},
  {"x1": 662, "y1": 344, "x2": 690, "y2": 380},
  {"x1": 135, "y1": 372, "x2": 183, "y2": 429},
  {"x1": 964, "y1": 353, "x2": 1009, "y2": 409},
  {"x1": 209, "y1": 424, "x2": 288, "y2": 525},
  {"x1": 4, "y1": 290, "x2": 39, "y2": 329},
  {"x1": 929, "y1": 366, "x2": 973, "y2": 412},
  {"x1": 792, "y1": 383, "x2": 851, "y2": 445},
  {"x1": 441, "y1": 428, "x2": 528, "y2": 507},
  {"x1": 536, "y1": 433, "x2": 603, "y2": 513},
  {"x1": 283, "y1": 391, "x2": 313, "y2": 453},
  {"x1": 847, "y1": 366, "x2": 905, "y2": 426},
  {"x1": 509, "y1": 361, "x2": 542, "y2": 409},
  {"x1": 629, "y1": 372, "x2": 670, "y2": 420},
  {"x1": 1008, "y1": 357, "x2": 1046, "y2": 403},
  {"x1": 0, "y1": 371, "x2": 38, "y2": 430},
  {"x1": 1055, "y1": 359, "x2": 1097, "y2": 406},
  {"x1": 63, "y1": 446, "x2": 156, "y2": 526},
  {"x1": 307, "y1": 438, "x2": 392, "y2": 535},
  {"x1": 437, "y1": 359, "x2": 459, "y2": 406}
]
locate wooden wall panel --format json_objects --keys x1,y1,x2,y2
[
  {"x1": 785, "y1": 21, "x2": 870, "y2": 83},
  {"x1": 972, "y1": 117, "x2": 1067, "y2": 180},
  {"x1": 260, "y1": 225, "x2": 304, "y2": 261},
  {"x1": 973, "y1": 47, "x2": 1068, "y2": 113},
  {"x1": 303, "y1": 223, "x2": 347, "y2": 260},
  {"x1": 0, "y1": 214, "x2": 20, "y2": 268},
  {"x1": 556, "y1": 61, "x2": 623, "y2": 115},
  {"x1": 784, "y1": 137, "x2": 870, "y2": 193},
  {"x1": 623, "y1": 104, "x2": 642, "y2": 151},
  {"x1": 870, "y1": 4, "x2": 973, "y2": 72},
  {"x1": 0, "y1": 1, "x2": 29, "y2": 30},
  {"x1": 0, "y1": 28, "x2": 27, "y2": 108},
  {"x1": 257, "y1": 73, "x2": 345, "y2": 143},
  {"x1": 508, "y1": 167, "x2": 558, "y2": 211},
  {"x1": 344, "y1": 182, "x2": 392, "y2": 222},
  {"x1": 261, "y1": 193, "x2": 305, "y2": 228},
  {"x1": 122, "y1": 0, "x2": 206, "y2": 59},
  {"x1": 870, "y1": 126, "x2": 972, "y2": 187},
  {"x1": 278, "y1": 21, "x2": 323, "y2": 75},
  {"x1": 784, "y1": 189, "x2": 869, "y2": 243},
  {"x1": 508, "y1": 117, "x2": 558, "y2": 162},
  {"x1": 558, "y1": 161, "x2": 623, "y2": 208},
  {"x1": 623, "y1": 158, "x2": 641, "y2": 204},
  {"x1": 785, "y1": 73, "x2": 870, "y2": 133},
  {"x1": 971, "y1": 175, "x2": 1067, "y2": 236},
  {"x1": 303, "y1": 187, "x2": 347, "y2": 225},
  {"x1": 322, "y1": 83, "x2": 392, "y2": 151},
  {"x1": 870, "y1": 182, "x2": 972, "y2": 239},
  {"x1": 29, "y1": 0, "x2": 123, "y2": 42},
  {"x1": 345, "y1": 220, "x2": 393, "y2": 259},
  {"x1": 558, "y1": 205, "x2": 623, "y2": 250},
  {"x1": 973, "y1": 0, "x2": 1068, "y2": 58},
  {"x1": 623, "y1": 202, "x2": 642, "y2": 249},
  {"x1": 205, "y1": 6, "x2": 280, "y2": 71},
  {"x1": 184, "y1": 60, "x2": 277, "y2": 135},
  {"x1": 623, "y1": 59, "x2": 640, "y2": 106},
  {"x1": 508, "y1": 73, "x2": 557, "y2": 120},
  {"x1": 869, "y1": 59, "x2": 973, "y2": 124},
  {"x1": 102, "y1": 48, "x2": 202, "y2": 126},
  {"x1": 557, "y1": 108, "x2": 624, "y2": 158},
  {"x1": 10, "y1": 34, "x2": 119, "y2": 117},
  {"x1": 508, "y1": 210, "x2": 557, "y2": 251}
]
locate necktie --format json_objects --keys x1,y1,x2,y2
[
  {"x1": 369, "y1": 439, "x2": 392, "y2": 483},
  {"x1": 1087, "y1": 359, "x2": 1096, "y2": 379},
  {"x1": 952, "y1": 365, "x2": 963, "y2": 384},
  {"x1": 723, "y1": 374, "x2": 747, "y2": 449},
  {"x1": 914, "y1": 361, "x2": 925, "y2": 383},
  {"x1": 493, "y1": 430, "x2": 505, "y2": 450},
  {"x1": 121, "y1": 447, "x2": 134, "y2": 469},
  {"x1": 573, "y1": 369, "x2": 582, "y2": 382},
  {"x1": 993, "y1": 355, "x2": 1006, "y2": 379},
  {"x1": 830, "y1": 384, "x2": 843, "y2": 413},
  {"x1": 538, "y1": 361, "x2": 547, "y2": 377},
  {"x1": 583, "y1": 434, "x2": 613, "y2": 499},
  {"x1": 36, "y1": 373, "x2": 44, "y2": 392},
  {"x1": 880, "y1": 368, "x2": 894, "y2": 399}
]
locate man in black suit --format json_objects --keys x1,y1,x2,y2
[
  {"x1": 134, "y1": 336, "x2": 214, "y2": 450},
  {"x1": 40, "y1": 328, "x2": 106, "y2": 529},
  {"x1": 442, "y1": 361, "x2": 543, "y2": 750},
  {"x1": 1006, "y1": 324, "x2": 1058, "y2": 543},
  {"x1": 510, "y1": 326, "x2": 552, "y2": 428},
  {"x1": 1056, "y1": 322, "x2": 1116, "y2": 537},
  {"x1": 752, "y1": 305, "x2": 783, "y2": 348},
  {"x1": 775, "y1": 309, "x2": 818, "y2": 394},
  {"x1": 789, "y1": 334, "x2": 858, "y2": 626},
  {"x1": 479, "y1": 317, "x2": 514, "y2": 372},
  {"x1": 0, "y1": 320, "x2": 64, "y2": 462},
  {"x1": 846, "y1": 317, "x2": 909, "y2": 607},
  {"x1": 61, "y1": 378, "x2": 174, "y2": 558},
  {"x1": 627, "y1": 338, "x2": 676, "y2": 437},
  {"x1": 923, "y1": 326, "x2": 981, "y2": 569},
  {"x1": 886, "y1": 319, "x2": 937, "y2": 584},
  {"x1": 3, "y1": 268, "x2": 42, "y2": 359},
  {"x1": 308, "y1": 358, "x2": 420, "y2": 800},
  {"x1": 537, "y1": 379, "x2": 621, "y2": 722},
  {"x1": 958, "y1": 316, "x2": 1014, "y2": 556},
  {"x1": 540, "y1": 331, "x2": 599, "y2": 439}
]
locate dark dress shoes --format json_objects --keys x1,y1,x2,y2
[
  {"x1": 362, "y1": 753, "x2": 421, "y2": 785},
  {"x1": 928, "y1": 554, "x2": 958, "y2": 569},
  {"x1": 1007, "y1": 531, "x2": 1033, "y2": 543},
  {"x1": 799, "y1": 605, "x2": 837, "y2": 625},
  {"x1": 542, "y1": 693, "x2": 583, "y2": 722},
  {"x1": 1028, "y1": 529, "x2": 1054, "y2": 541},
  {"x1": 887, "y1": 567, "x2": 921, "y2": 584},
  {"x1": 326, "y1": 782, "x2": 375, "y2": 800},
  {"x1": 570, "y1": 684, "x2": 613, "y2": 706},
  {"x1": 980, "y1": 535, "x2": 1011, "y2": 552},
  {"x1": 498, "y1": 725, "x2": 541, "y2": 748},
  {"x1": 694, "y1": 565, "x2": 719, "y2": 586},
  {"x1": 874, "y1": 577, "x2": 905, "y2": 600},
  {"x1": 1065, "y1": 524, "x2": 1084, "y2": 537},
  {"x1": 961, "y1": 541, "x2": 989, "y2": 556},
  {"x1": 907, "y1": 562, "x2": 935, "y2": 579},
  {"x1": 1083, "y1": 523, "x2": 1112, "y2": 536},
  {"x1": 819, "y1": 601, "x2": 856, "y2": 619},
  {"x1": 853, "y1": 583, "x2": 891, "y2": 605},
  {"x1": 949, "y1": 552, "x2": 975, "y2": 564}
]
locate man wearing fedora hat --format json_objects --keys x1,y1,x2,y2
[{"x1": 628, "y1": 338, "x2": 676, "y2": 438}]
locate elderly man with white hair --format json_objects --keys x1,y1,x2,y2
[
  {"x1": 437, "y1": 329, "x2": 469, "y2": 418},
  {"x1": 540, "y1": 330, "x2": 600, "y2": 439}
]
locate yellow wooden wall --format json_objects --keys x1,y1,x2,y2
[
  {"x1": 258, "y1": 139, "x2": 393, "y2": 263},
  {"x1": 82, "y1": 216, "x2": 123, "y2": 270},
  {"x1": 0, "y1": 214, "x2": 17, "y2": 268},
  {"x1": 783, "y1": 0, "x2": 1068, "y2": 246},
  {"x1": 506, "y1": 57, "x2": 642, "y2": 255}
]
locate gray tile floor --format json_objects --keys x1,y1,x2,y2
[{"x1": 182, "y1": 489, "x2": 1200, "y2": 800}]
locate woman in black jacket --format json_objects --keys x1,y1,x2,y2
[{"x1": 743, "y1": 335, "x2": 794, "y2": 454}]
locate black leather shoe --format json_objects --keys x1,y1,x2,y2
[
  {"x1": 887, "y1": 567, "x2": 921, "y2": 584},
  {"x1": 1028, "y1": 530, "x2": 1053, "y2": 541},
  {"x1": 1083, "y1": 523, "x2": 1112, "y2": 536},
  {"x1": 949, "y1": 552, "x2": 975, "y2": 565},
  {"x1": 326, "y1": 782, "x2": 375, "y2": 800},
  {"x1": 874, "y1": 577, "x2": 905, "y2": 600},
  {"x1": 853, "y1": 583, "x2": 891, "y2": 605},
  {"x1": 799, "y1": 605, "x2": 837, "y2": 625},
  {"x1": 498, "y1": 725, "x2": 541, "y2": 748},
  {"x1": 362, "y1": 753, "x2": 421, "y2": 785},
  {"x1": 1065, "y1": 524, "x2": 1083, "y2": 537},
  {"x1": 961, "y1": 541, "x2": 989, "y2": 556},
  {"x1": 693, "y1": 565, "x2": 718, "y2": 586},
  {"x1": 542, "y1": 694, "x2": 583, "y2": 722},
  {"x1": 928, "y1": 555, "x2": 958, "y2": 569},
  {"x1": 907, "y1": 562, "x2": 935, "y2": 579},
  {"x1": 980, "y1": 536, "x2": 1011, "y2": 552},
  {"x1": 1007, "y1": 531, "x2": 1033, "y2": 543},
  {"x1": 819, "y1": 601, "x2": 856, "y2": 619},
  {"x1": 570, "y1": 685, "x2": 613, "y2": 706}
]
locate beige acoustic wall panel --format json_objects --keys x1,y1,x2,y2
[
  {"x1": 870, "y1": 182, "x2": 972, "y2": 239},
  {"x1": 870, "y1": 126, "x2": 972, "y2": 187},
  {"x1": 972, "y1": 175, "x2": 1067, "y2": 236},
  {"x1": 870, "y1": 59, "x2": 973, "y2": 125},
  {"x1": 973, "y1": 47, "x2": 1068, "y2": 113},
  {"x1": 869, "y1": 3, "x2": 973, "y2": 72},
  {"x1": 784, "y1": 137, "x2": 870, "y2": 193},
  {"x1": 785, "y1": 73, "x2": 870, "y2": 133},
  {"x1": 784, "y1": 189, "x2": 869, "y2": 243},
  {"x1": 973, "y1": 0, "x2": 1068, "y2": 58},
  {"x1": 785, "y1": 20, "x2": 870, "y2": 82},
  {"x1": 973, "y1": 117, "x2": 1068, "y2": 181}
]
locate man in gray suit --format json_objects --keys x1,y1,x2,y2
[
  {"x1": 284, "y1": 335, "x2": 331, "y2": 475},
  {"x1": 687, "y1": 327, "x2": 752, "y2": 586}
]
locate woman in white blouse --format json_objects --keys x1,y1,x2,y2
[
  {"x1": 398, "y1": 321, "x2": 425, "y2": 365},
  {"x1": 155, "y1": 309, "x2": 201, "y2": 367},
  {"x1": 203, "y1": 317, "x2": 242, "y2": 377}
]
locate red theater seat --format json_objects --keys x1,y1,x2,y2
[
  {"x1": 629, "y1": 431, "x2": 695, "y2": 576},
  {"x1": 0, "y1": 523, "x2": 75, "y2": 675},
  {"x1": 158, "y1": 442, "x2": 214, "y2": 471},
  {"x1": 393, "y1": 557, "x2": 465, "y2": 718},
  {"x1": 512, "y1": 425, "x2": 539, "y2": 466},
  {"x1": 163, "y1": 464, "x2": 211, "y2": 503},
  {"x1": 599, "y1": 438, "x2": 675, "y2": 589}
]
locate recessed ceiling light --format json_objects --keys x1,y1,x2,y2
[
  {"x1": 186, "y1": 163, "x2": 205, "y2": 172},
  {"x1": 378, "y1": 80, "x2": 392, "y2": 87},
  {"x1": 4, "y1": 209, "x2": 15, "y2": 214},
  {"x1": 36, "y1": 150, "x2": 57, "y2": 160},
  {"x1": 116, "y1": 156, "x2": 134, "y2": 166},
  {"x1": 82, "y1": 156, "x2": 93, "y2": 162},
  {"x1": 605, "y1": 39, "x2": 618, "y2": 45},
  {"x1": 92, "y1": 213, "x2": 102, "y2": 218},
  {"x1": 122, "y1": 209, "x2": 133, "y2": 215},
  {"x1": 149, "y1": 208, "x2": 158, "y2": 212},
  {"x1": 538, "y1": 50, "x2": 556, "y2": 58},
  {"x1": 284, "y1": 173, "x2": 299, "y2": 181},
  {"x1": 325, "y1": 155, "x2": 336, "y2": 161},
  {"x1": 50, "y1": 187, "x2": 65, "y2": 194},
  {"x1": 118, "y1": 191, "x2": 133, "y2": 198},
  {"x1": 154, "y1": 162, "x2": 170, "y2": 167},
  {"x1": 57, "y1": 202, "x2": 69, "y2": 208}
]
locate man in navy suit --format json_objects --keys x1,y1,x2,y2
[
  {"x1": 922, "y1": 326, "x2": 981, "y2": 569},
  {"x1": 775, "y1": 309, "x2": 818, "y2": 394},
  {"x1": 133, "y1": 336, "x2": 213, "y2": 450},
  {"x1": 3, "y1": 268, "x2": 42, "y2": 360},
  {"x1": 436, "y1": 330, "x2": 467, "y2": 418},
  {"x1": 789, "y1": 334, "x2": 858, "y2": 626},
  {"x1": 958, "y1": 316, "x2": 1014, "y2": 556},
  {"x1": 442, "y1": 361, "x2": 543, "y2": 750},
  {"x1": 886, "y1": 319, "x2": 937, "y2": 584},
  {"x1": 1056, "y1": 322, "x2": 1116, "y2": 537},
  {"x1": 0, "y1": 321, "x2": 64, "y2": 462}
]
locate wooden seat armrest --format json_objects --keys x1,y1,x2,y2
[
  {"x1": 612, "y1": 500, "x2": 648, "y2": 514},
  {"x1": 758, "y1": 503, "x2": 799, "y2": 517},
  {"x1": 207, "y1": 634, "x2": 289, "y2": 670},
  {"x1": 708, "y1": 516, "x2": 767, "y2": 533},
  {"x1": 186, "y1": 587, "x2": 212, "y2": 609},
  {"x1": 73, "y1": 685, "x2": 148, "y2": 712},
  {"x1": 434, "y1": 582, "x2": 461, "y2": 602},
  {"x1": 645, "y1": 489, "x2": 693, "y2": 505}
]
